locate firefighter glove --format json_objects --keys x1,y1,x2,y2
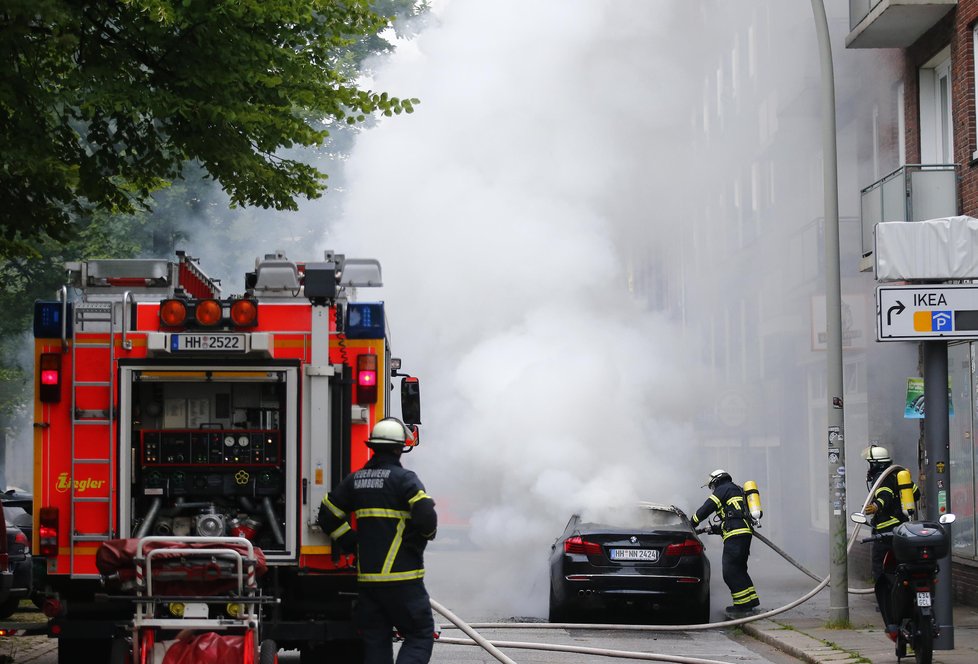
[{"x1": 863, "y1": 503, "x2": 878, "y2": 515}]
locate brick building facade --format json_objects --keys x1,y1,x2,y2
[{"x1": 848, "y1": 0, "x2": 978, "y2": 607}]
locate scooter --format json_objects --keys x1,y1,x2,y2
[{"x1": 850, "y1": 511, "x2": 955, "y2": 664}]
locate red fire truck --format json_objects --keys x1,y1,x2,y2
[{"x1": 30, "y1": 250, "x2": 421, "y2": 663}]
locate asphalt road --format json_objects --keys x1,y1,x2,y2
[{"x1": 0, "y1": 530, "x2": 824, "y2": 663}]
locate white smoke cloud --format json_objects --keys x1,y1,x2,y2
[{"x1": 329, "y1": 0, "x2": 707, "y2": 617}]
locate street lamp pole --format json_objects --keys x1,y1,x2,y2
[{"x1": 809, "y1": 0, "x2": 849, "y2": 624}]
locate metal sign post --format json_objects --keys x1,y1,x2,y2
[
  {"x1": 923, "y1": 342, "x2": 954, "y2": 649},
  {"x1": 877, "y1": 286, "x2": 956, "y2": 649}
]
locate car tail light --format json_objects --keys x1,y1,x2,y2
[
  {"x1": 39, "y1": 352, "x2": 62, "y2": 403},
  {"x1": 160, "y1": 299, "x2": 188, "y2": 327},
  {"x1": 13, "y1": 531, "x2": 28, "y2": 549},
  {"x1": 39, "y1": 506, "x2": 59, "y2": 557},
  {"x1": 564, "y1": 536, "x2": 602, "y2": 555},
  {"x1": 357, "y1": 354, "x2": 378, "y2": 404},
  {"x1": 664, "y1": 538, "x2": 704, "y2": 557},
  {"x1": 230, "y1": 298, "x2": 258, "y2": 327},
  {"x1": 195, "y1": 299, "x2": 223, "y2": 326}
]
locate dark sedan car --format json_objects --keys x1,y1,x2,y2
[
  {"x1": 0, "y1": 508, "x2": 32, "y2": 618},
  {"x1": 548, "y1": 502, "x2": 710, "y2": 623}
]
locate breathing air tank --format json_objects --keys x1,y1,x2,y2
[
  {"x1": 743, "y1": 480, "x2": 763, "y2": 520},
  {"x1": 896, "y1": 469, "x2": 916, "y2": 516}
]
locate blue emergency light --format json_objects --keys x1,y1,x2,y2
[
  {"x1": 33, "y1": 301, "x2": 73, "y2": 339},
  {"x1": 345, "y1": 302, "x2": 385, "y2": 339}
]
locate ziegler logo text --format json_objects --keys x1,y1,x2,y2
[{"x1": 55, "y1": 473, "x2": 106, "y2": 493}]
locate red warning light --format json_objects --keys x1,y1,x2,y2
[
  {"x1": 357, "y1": 354, "x2": 378, "y2": 404},
  {"x1": 39, "y1": 353, "x2": 62, "y2": 402}
]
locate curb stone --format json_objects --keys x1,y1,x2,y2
[{"x1": 741, "y1": 618, "x2": 865, "y2": 664}]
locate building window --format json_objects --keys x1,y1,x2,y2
[
  {"x1": 732, "y1": 35, "x2": 740, "y2": 97},
  {"x1": 716, "y1": 65, "x2": 724, "y2": 126},
  {"x1": 748, "y1": 25, "x2": 756, "y2": 80},
  {"x1": 897, "y1": 82, "x2": 906, "y2": 166},
  {"x1": 919, "y1": 48, "x2": 953, "y2": 164},
  {"x1": 872, "y1": 104, "x2": 880, "y2": 181}
]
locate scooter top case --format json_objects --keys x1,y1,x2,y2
[{"x1": 892, "y1": 521, "x2": 948, "y2": 563}]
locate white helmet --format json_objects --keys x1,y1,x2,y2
[
  {"x1": 367, "y1": 417, "x2": 410, "y2": 451},
  {"x1": 704, "y1": 468, "x2": 731, "y2": 489},
  {"x1": 861, "y1": 445, "x2": 891, "y2": 465}
]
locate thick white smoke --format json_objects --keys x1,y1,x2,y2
[{"x1": 328, "y1": 0, "x2": 707, "y2": 617}]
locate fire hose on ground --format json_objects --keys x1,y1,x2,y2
[{"x1": 427, "y1": 467, "x2": 901, "y2": 663}]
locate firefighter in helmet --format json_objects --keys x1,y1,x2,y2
[
  {"x1": 861, "y1": 443, "x2": 920, "y2": 640},
  {"x1": 692, "y1": 469, "x2": 760, "y2": 614},
  {"x1": 318, "y1": 417, "x2": 437, "y2": 664}
]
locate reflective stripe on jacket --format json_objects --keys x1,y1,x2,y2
[
  {"x1": 692, "y1": 478, "x2": 752, "y2": 540},
  {"x1": 318, "y1": 451, "x2": 437, "y2": 583}
]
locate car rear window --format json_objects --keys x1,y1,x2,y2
[{"x1": 581, "y1": 506, "x2": 684, "y2": 530}]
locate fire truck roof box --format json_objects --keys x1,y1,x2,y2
[
  {"x1": 875, "y1": 216, "x2": 978, "y2": 282},
  {"x1": 339, "y1": 258, "x2": 382, "y2": 288},
  {"x1": 254, "y1": 254, "x2": 300, "y2": 292},
  {"x1": 86, "y1": 259, "x2": 170, "y2": 280}
]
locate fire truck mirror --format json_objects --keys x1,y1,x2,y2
[{"x1": 401, "y1": 377, "x2": 421, "y2": 426}]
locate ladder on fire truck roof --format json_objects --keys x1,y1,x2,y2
[
  {"x1": 62, "y1": 254, "x2": 220, "y2": 576},
  {"x1": 68, "y1": 299, "x2": 119, "y2": 577}
]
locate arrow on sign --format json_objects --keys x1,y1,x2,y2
[{"x1": 887, "y1": 301, "x2": 906, "y2": 326}]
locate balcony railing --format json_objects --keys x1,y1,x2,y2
[
  {"x1": 847, "y1": 0, "x2": 956, "y2": 49},
  {"x1": 859, "y1": 164, "x2": 958, "y2": 267}
]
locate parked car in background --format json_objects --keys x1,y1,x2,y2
[
  {"x1": 0, "y1": 512, "x2": 31, "y2": 618},
  {"x1": 548, "y1": 502, "x2": 710, "y2": 624},
  {"x1": 1, "y1": 488, "x2": 32, "y2": 511},
  {"x1": 1, "y1": 488, "x2": 32, "y2": 543}
]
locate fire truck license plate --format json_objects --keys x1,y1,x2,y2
[
  {"x1": 609, "y1": 548, "x2": 659, "y2": 561},
  {"x1": 916, "y1": 592, "x2": 932, "y2": 607},
  {"x1": 172, "y1": 334, "x2": 246, "y2": 352}
]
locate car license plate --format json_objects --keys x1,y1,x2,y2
[
  {"x1": 916, "y1": 591, "x2": 932, "y2": 607},
  {"x1": 609, "y1": 548, "x2": 659, "y2": 562},
  {"x1": 172, "y1": 334, "x2": 245, "y2": 352}
]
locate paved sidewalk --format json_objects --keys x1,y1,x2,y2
[{"x1": 741, "y1": 592, "x2": 978, "y2": 664}]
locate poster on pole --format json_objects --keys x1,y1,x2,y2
[{"x1": 903, "y1": 377, "x2": 954, "y2": 419}]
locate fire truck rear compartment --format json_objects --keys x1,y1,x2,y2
[{"x1": 126, "y1": 368, "x2": 290, "y2": 556}]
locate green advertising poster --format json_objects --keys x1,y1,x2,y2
[{"x1": 904, "y1": 377, "x2": 954, "y2": 419}]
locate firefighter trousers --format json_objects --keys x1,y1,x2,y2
[
  {"x1": 721, "y1": 534, "x2": 759, "y2": 608},
  {"x1": 355, "y1": 580, "x2": 434, "y2": 664}
]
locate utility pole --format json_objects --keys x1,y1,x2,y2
[
  {"x1": 809, "y1": 0, "x2": 849, "y2": 624},
  {"x1": 923, "y1": 342, "x2": 954, "y2": 648}
]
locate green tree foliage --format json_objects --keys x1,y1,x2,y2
[{"x1": 0, "y1": 0, "x2": 419, "y2": 259}]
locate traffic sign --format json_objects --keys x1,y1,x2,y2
[{"x1": 877, "y1": 284, "x2": 978, "y2": 340}]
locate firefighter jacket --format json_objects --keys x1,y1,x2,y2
[
  {"x1": 869, "y1": 472, "x2": 920, "y2": 534},
  {"x1": 318, "y1": 451, "x2": 437, "y2": 584},
  {"x1": 692, "y1": 478, "x2": 753, "y2": 540}
]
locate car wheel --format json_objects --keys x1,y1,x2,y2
[
  {"x1": 259, "y1": 638, "x2": 278, "y2": 664},
  {"x1": 109, "y1": 637, "x2": 131, "y2": 664},
  {"x1": 0, "y1": 596, "x2": 20, "y2": 619},
  {"x1": 548, "y1": 585, "x2": 569, "y2": 623},
  {"x1": 59, "y1": 637, "x2": 112, "y2": 664}
]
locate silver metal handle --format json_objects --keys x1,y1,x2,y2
[
  {"x1": 58, "y1": 286, "x2": 68, "y2": 351},
  {"x1": 121, "y1": 291, "x2": 133, "y2": 350}
]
